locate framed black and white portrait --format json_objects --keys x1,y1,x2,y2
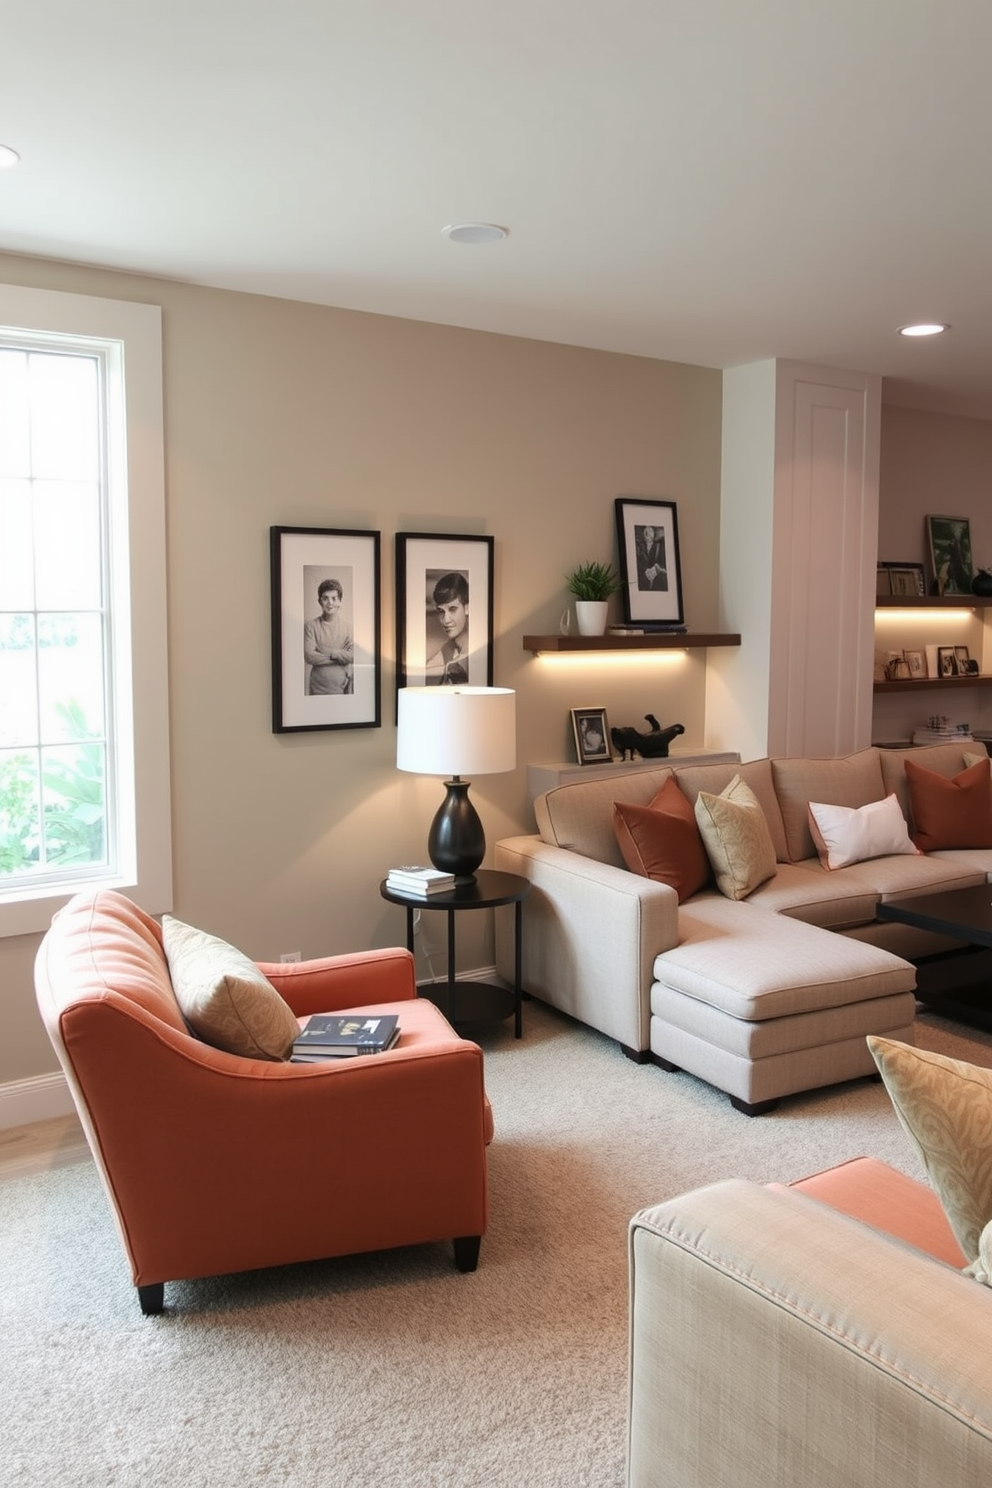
[
  {"x1": 614, "y1": 497, "x2": 684, "y2": 627},
  {"x1": 270, "y1": 526, "x2": 381, "y2": 733},
  {"x1": 570, "y1": 707, "x2": 612, "y2": 766},
  {"x1": 395, "y1": 533, "x2": 494, "y2": 700}
]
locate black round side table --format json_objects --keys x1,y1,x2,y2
[{"x1": 380, "y1": 869, "x2": 530, "y2": 1038}]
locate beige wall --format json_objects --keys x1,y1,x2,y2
[{"x1": 0, "y1": 252, "x2": 722, "y2": 1085}]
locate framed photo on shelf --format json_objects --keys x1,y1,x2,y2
[
  {"x1": 876, "y1": 562, "x2": 926, "y2": 598},
  {"x1": 937, "y1": 645, "x2": 959, "y2": 678},
  {"x1": 926, "y1": 515, "x2": 974, "y2": 594},
  {"x1": 395, "y1": 533, "x2": 494, "y2": 698},
  {"x1": 904, "y1": 649, "x2": 926, "y2": 679},
  {"x1": 270, "y1": 526, "x2": 381, "y2": 733},
  {"x1": 570, "y1": 707, "x2": 612, "y2": 765},
  {"x1": 614, "y1": 497, "x2": 684, "y2": 627},
  {"x1": 955, "y1": 645, "x2": 972, "y2": 673}
]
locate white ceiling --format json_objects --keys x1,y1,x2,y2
[{"x1": 4, "y1": 1, "x2": 992, "y2": 418}]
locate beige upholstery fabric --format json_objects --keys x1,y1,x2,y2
[
  {"x1": 627, "y1": 1181, "x2": 992, "y2": 1488},
  {"x1": 162, "y1": 915, "x2": 300, "y2": 1061},
  {"x1": 671, "y1": 757, "x2": 790, "y2": 862},
  {"x1": 694, "y1": 775, "x2": 777, "y2": 899},
  {"x1": 868, "y1": 1036, "x2": 992, "y2": 1267},
  {"x1": 535, "y1": 766, "x2": 674, "y2": 868},
  {"x1": 744, "y1": 861, "x2": 880, "y2": 929},
  {"x1": 773, "y1": 749, "x2": 886, "y2": 862}
]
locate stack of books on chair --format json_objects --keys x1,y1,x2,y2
[
  {"x1": 291, "y1": 1013, "x2": 400, "y2": 1062},
  {"x1": 385, "y1": 865, "x2": 456, "y2": 896}
]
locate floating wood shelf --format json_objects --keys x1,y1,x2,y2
[
  {"x1": 873, "y1": 675, "x2": 991, "y2": 694},
  {"x1": 522, "y1": 633, "x2": 741, "y2": 654},
  {"x1": 875, "y1": 595, "x2": 992, "y2": 609}
]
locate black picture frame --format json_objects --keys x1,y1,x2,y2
[
  {"x1": 395, "y1": 533, "x2": 495, "y2": 700},
  {"x1": 937, "y1": 645, "x2": 958, "y2": 678},
  {"x1": 570, "y1": 707, "x2": 612, "y2": 765},
  {"x1": 926, "y1": 515, "x2": 974, "y2": 594},
  {"x1": 614, "y1": 497, "x2": 684, "y2": 627},
  {"x1": 270, "y1": 525, "x2": 381, "y2": 733}
]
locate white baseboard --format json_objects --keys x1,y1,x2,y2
[{"x1": 0, "y1": 1071, "x2": 73, "y2": 1130}]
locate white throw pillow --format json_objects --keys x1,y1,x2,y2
[{"x1": 807, "y1": 793, "x2": 920, "y2": 871}]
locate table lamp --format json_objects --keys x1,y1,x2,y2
[{"x1": 396, "y1": 686, "x2": 516, "y2": 882}]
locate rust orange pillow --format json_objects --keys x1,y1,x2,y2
[
  {"x1": 904, "y1": 755, "x2": 992, "y2": 852},
  {"x1": 612, "y1": 776, "x2": 711, "y2": 902}
]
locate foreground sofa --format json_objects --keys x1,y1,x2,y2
[
  {"x1": 35, "y1": 890, "x2": 492, "y2": 1313},
  {"x1": 627, "y1": 1156, "x2": 992, "y2": 1487},
  {"x1": 495, "y1": 742, "x2": 992, "y2": 1110}
]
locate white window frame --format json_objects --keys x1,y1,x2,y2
[{"x1": 0, "y1": 284, "x2": 171, "y2": 938}]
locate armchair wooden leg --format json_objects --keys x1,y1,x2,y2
[
  {"x1": 452, "y1": 1236, "x2": 481, "y2": 1273},
  {"x1": 138, "y1": 1282, "x2": 165, "y2": 1315}
]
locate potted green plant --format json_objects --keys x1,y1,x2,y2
[{"x1": 565, "y1": 561, "x2": 621, "y2": 636}]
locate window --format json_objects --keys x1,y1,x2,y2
[{"x1": 0, "y1": 285, "x2": 170, "y2": 938}]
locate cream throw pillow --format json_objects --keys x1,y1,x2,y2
[
  {"x1": 868, "y1": 1035, "x2": 992, "y2": 1278},
  {"x1": 807, "y1": 793, "x2": 920, "y2": 870},
  {"x1": 162, "y1": 915, "x2": 299, "y2": 1061},
  {"x1": 693, "y1": 774, "x2": 777, "y2": 900}
]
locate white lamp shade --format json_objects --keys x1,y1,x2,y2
[{"x1": 397, "y1": 687, "x2": 516, "y2": 776}]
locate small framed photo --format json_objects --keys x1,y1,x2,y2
[
  {"x1": 955, "y1": 645, "x2": 971, "y2": 673},
  {"x1": 270, "y1": 526, "x2": 381, "y2": 733},
  {"x1": 571, "y1": 707, "x2": 612, "y2": 765},
  {"x1": 395, "y1": 533, "x2": 494, "y2": 700},
  {"x1": 937, "y1": 645, "x2": 959, "y2": 678},
  {"x1": 926, "y1": 515, "x2": 974, "y2": 594},
  {"x1": 887, "y1": 563, "x2": 927, "y2": 597},
  {"x1": 614, "y1": 498, "x2": 684, "y2": 627},
  {"x1": 904, "y1": 649, "x2": 926, "y2": 679}
]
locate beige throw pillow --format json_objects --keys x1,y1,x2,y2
[
  {"x1": 693, "y1": 774, "x2": 777, "y2": 900},
  {"x1": 162, "y1": 915, "x2": 299, "y2": 1061},
  {"x1": 867, "y1": 1035, "x2": 992, "y2": 1277}
]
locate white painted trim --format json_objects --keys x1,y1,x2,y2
[{"x1": 0, "y1": 1071, "x2": 73, "y2": 1130}]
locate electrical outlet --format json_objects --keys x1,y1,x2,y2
[{"x1": 279, "y1": 951, "x2": 301, "y2": 963}]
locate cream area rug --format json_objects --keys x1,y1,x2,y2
[{"x1": 4, "y1": 999, "x2": 990, "y2": 1488}]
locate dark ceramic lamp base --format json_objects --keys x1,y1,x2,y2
[{"x1": 428, "y1": 777, "x2": 485, "y2": 882}]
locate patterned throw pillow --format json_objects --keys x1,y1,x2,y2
[
  {"x1": 868, "y1": 1035, "x2": 992, "y2": 1280},
  {"x1": 613, "y1": 776, "x2": 711, "y2": 902},
  {"x1": 693, "y1": 774, "x2": 777, "y2": 900},
  {"x1": 162, "y1": 915, "x2": 299, "y2": 1061},
  {"x1": 807, "y1": 793, "x2": 920, "y2": 870}
]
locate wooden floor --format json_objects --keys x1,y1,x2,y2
[{"x1": 0, "y1": 1113, "x2": 92, "y2": 1180}]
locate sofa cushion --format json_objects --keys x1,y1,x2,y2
[
  {"x1": 868, "y1": 1036, "x2": 992, "y2": 1273},
  {"x1": 535, "y1": 766, "x2": 675, "y2": 869},
  {"x1": 744, "y1": 860, "x2": 880, "y2": 930},
  {"x1": 772, "y1": 750, "x2": 886, "y2": 864},
  {"x1": 807, "y1": 793, "x2": 920, "y2": 870},
  {"x1": 673, "y1": 758, "x2": 789, "y2": 864},
  {"x1": 694, "y1": 775, "x2": 777, "y2": 900},
  {"x1": 162, "y1": 915, "x2": 300, "y2": 1061},
  {"x1": 905, "y1": 755, "x2": 992, "y2": 851},
  {"x1": 879, "y1": 742, "x2": 985, "y2": 826},
  {"x1": 612, "y1": 777, "x2": 711, "y2": 902}
]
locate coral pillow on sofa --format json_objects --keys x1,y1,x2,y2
[
  {"x1": 807, "y1": 793, "x2": 920, "y2": 870},
  {"x1": 613, "y1": 776, "x2": 711, "y2": 902},
  {"x1": 904, "y1": 755, "x2": 992, "y2": 851}
]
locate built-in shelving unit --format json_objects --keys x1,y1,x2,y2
[
  {"x1": 522, "y1": 632, "x2": 741, "y2": 654},
  {"x1": 874, "y1": 674, "x2": 990, "y2": 694},
  {"x1": 875, "y1": 594, "x2": 992, "y2": 609}
]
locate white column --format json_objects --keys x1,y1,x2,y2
[{"x1": 706, "y1": 359, "x2": 881, "y2": 760}]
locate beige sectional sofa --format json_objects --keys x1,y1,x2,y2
[{"x1": 495, "y1": 742, "x2": 992, "y2": 1112}]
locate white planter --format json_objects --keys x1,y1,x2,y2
[{"x1": 574, "y1": 600, "x2": 609, "y2": 636}]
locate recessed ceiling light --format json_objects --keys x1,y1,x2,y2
[
  {"x1": 898, "y1": 322, "x2": 949, "y2": 337},
  {"x1": 442, "y1": 223, "x2": 509, "y2": 245},
  {"x1": 0, "y1": 144, "x2": 20, "y2": 170}
]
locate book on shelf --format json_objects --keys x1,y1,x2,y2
[
  {"x1": 386, "y1": 865, "x2": 456, "y2": 894},
  {"x1": 292, "y1": 1013, "x2": 400, "y2": 1059}
]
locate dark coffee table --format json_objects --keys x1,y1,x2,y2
[{"x1": 877, "y1": 883, "x2": 992, "y2": 1026}]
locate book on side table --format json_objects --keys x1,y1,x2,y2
[
  {"x1": 291, "y1": 1013, "x2": 400, "y2": 1061},
  {"x1": 385, "y1": 865, "x2": 456, "y2": 896}
]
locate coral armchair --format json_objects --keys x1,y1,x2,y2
[{"x1": 34, "y1": 890, "x2": 492, "y2": 1314}]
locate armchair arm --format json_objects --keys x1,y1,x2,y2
[
  {"x1": 258, "y1": 946, "x2": 417, "y2": 1016},
  {"x1": 494, "y1": 834, "x2": 678, "y2": 1054}
]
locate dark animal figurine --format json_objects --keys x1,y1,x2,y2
[{"x1": 610, "y1": 716, "x2": 685, "y2": 761}]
